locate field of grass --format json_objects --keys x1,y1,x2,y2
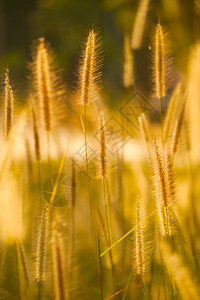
[{"x1": 0, "y1": 1, "x2": 200, "y2": 299}]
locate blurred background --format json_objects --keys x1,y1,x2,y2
[{"x1": 0, "y1": 0, "x2": 199, "y2": 103}]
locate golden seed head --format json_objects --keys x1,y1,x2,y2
[
  {"x1": 35, "y1": 205, "x2": 50, "y2": 281},
  {"x1": 135, "y1": 199, "x2": 145, "y2": 276},
  {"x1": 36, "y1": 37, "x2": 52, "y2": 131},
  {"x1": 154, "y1": 23, "x2": 166, "y2": 99},
  {"x1": 78, "y1": 29, "x2": 102, "y2": 106},
  {"x1": 151, "y1": 137, "x2": 174, "y2": 236},
  {"x1": 81, "y1": 30, "x2": 95, "y2": 105},
  {"x1": 4, "y1": 69, "x2": 14, "y2": 140}
]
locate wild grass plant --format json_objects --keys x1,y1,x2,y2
[{"x1": 0, "y1": 2, "x2": 200, "y2": 300}]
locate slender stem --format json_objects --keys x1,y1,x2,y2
[
  {"x1": 160, "y1": 97, "x2": 164, "y2": 147},
  {"x1": 47, "y1": 131, "x2": 51, "y2": 174},
  {"x1": 16, "y1": 242, "x2": 31, "y2": 300},
  {"x1": 102, "y1": 177, "x2": 117, "y2": 293},
  {"x1": 15, "y1": 243, "x2": 21, "y2": 300},
  {"x1": 165, "y1": 206, "x2": 170, "y2": 239},
  {"x1": 97, "y1": 236, "x2": 104, "y2": 300},
  {"x1": 159, "y1": 97, "x2": 163, "y2": 125},
  {"x1": 187, "y1": 151, "x2": 199, "y2": 268},
  {"x1": 84, "y1": 104, "x2": 95, "y2": 229},
  {"x1": 122, "y1": 271, "x2": 133, "y2": 300},
  {"x1": 37, "y1": 160, "x2": 42, "y2": 212},
  {"x1": 160, "y1": 95, "x2": 170, "y2": 240},
  {"x1": 83, "y1": 103, "x2": 102, "y2": 297},
  {"x1": 142, "y1": 277, "x2": 150, "y2": 298},
  {"x1": 84, "y1": 104, "x2": 88, "y2": 173},
  {"x1": 68, "y1": 207, "x2": 75, "y2": 300},
  {"x1": 38, "y1": 281, "x2": 41, "y2": 300},
  {"x1": 0, "y1": 241, "x2": 8, "y2": 299},
  {"x1": 188, "y1": 150, "x2": 197, "y2": 228}
]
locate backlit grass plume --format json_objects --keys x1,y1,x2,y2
[
  {"x1": 123, "y1": 33, "x2": 134, "y2": 87},
  {"x1": 151, "y1": 137, "x2": 175, "y2": 236},
  {"x1": 33, "y1": 38, "x2": 53, "y2": 131},
  {"x1": 77, "y1": 29, "x2": 102, "y2": 106},
  {"x1": 131, "y1": 0, "x2": 150, "y2": 49},
  {"x1": 153, "y1": 23, "x2": 166, "y2": 101},
  {"x1": 99, "y1": 111, "x2": 107, "y2": 178},
  {"x1": 35, "y1": 205, "x2": 50, "y2": 281},
  {"x1": 4, "y1": 69, "x2": 14, "y2": 140},
  {"x1": 134, "y1": 199, "x2": 145, "y2": 277}
]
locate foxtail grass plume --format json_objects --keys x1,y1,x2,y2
[
  {"x1": 131, "y1": 0, "x2": 150, "y2": 49},
  {"x1": 77, "y1": 29, "x2": 102, "y2": 106},
  {"x1": 154, "y1": 23, "x2": 166, "y2": 99},
  {"x1": 34, "y1": 38, "x2": 53, "y2": 131},
  {"x1": 30, "y1": 96, "x2": 40, "y2": 161},
  {"x1": 96, "y1": 205, "x2": 113, "y2": 268},
  {"x1": 151, "y1": 137, "x2": 175, "y2": 236},
  {"x1": 35, "y1": 205, "x2": 50, "y2": 281},
  {"x1": 135, "y1": 199, "x2": 145, "y2": 276},
  {"x1": 123, "y1": 33, "x2": 134, "y2": 87},
  {"x1": 4, "y1": 69, "x2": 14, "y2": 140},
  {"x1": 99, "y1": 112, "x2": 107, "y2": 178}
]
